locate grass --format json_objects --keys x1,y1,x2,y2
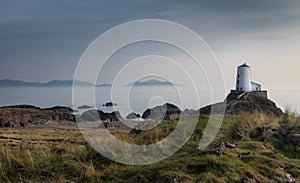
[{"x1": 0, "y1": 112, "x2": 299, "y2": 182}]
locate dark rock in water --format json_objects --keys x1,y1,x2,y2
[
  {"x1": 77, "y1": 105, "x2": 93, "y2": 109},
  {"x1": 0, "y1": 105, "x2": 75, "y2": 128},
  {"x1": 126, "y1": 112, "x2": 140, "y2": 119},
  {"x1": 142, "y1": 103, "x2": 181, "y2": 120},
  {"x1": 201, "y1": 91, "x2": 283, "y2": 117},
  {"x1": 78, "y1": 110, "x2": 122, "y2": 122},
  {"x1": 102, "y1": 102, "x2": 117, "y2": 107}
]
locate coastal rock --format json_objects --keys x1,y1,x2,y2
[
  {"x1": 201, "y1": 92, "x2": 283, "y2": 116},
  {"x1": 0, "y1": 105, "x2": 75, "y2": 128},
  {"x1": 78, "y1": 110, "x2": 100, "y2": 122},
  {"x1": 126, "y1": 112, "x2": 140, "y2": 119},
  {"x1": 77, "y1": 105, "x2": 93, "y2": 109},
  {"x1": 43, "y1": 106, "x2": 74, "y2": 113},
  {"x1": 78, "y1": 110, "x2": 122, "y2": 122},
  {"x1": 225, "y1": 92, "x2": 283, "y2": 116},
  {"x1": 102, "y1": 102, "x2": 117, "y2": 107},
  {"x1": 142, "y1": 103, "x2": 181, "y2": 120}
]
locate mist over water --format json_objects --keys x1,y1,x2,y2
[{"x1": 0, "y1": 86, "x2": 299, "y2": 116}]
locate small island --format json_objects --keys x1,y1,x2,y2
[{"x1": 102, "y1": 102, "x2": 117, "y2": 107}]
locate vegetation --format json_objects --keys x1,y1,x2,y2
[{"x1": 0, "y1": 112, "x2": 299, "y2": 182}]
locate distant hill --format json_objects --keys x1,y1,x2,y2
[
  {"x1": 127, "y1": 79, "x2": 175, "y2": 87},
  {"x1": 0, "y1": 79, "x2": 111, "y2": 87}
]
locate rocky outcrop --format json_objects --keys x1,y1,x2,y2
[
  {"x1": 77, "y1": 105, "x2": 93, "y2": 109},
  {"x1": 78, "y1": 110, "x2": 122, "y2": 122},
  {"x1": 225, "y1": 91, "x2": 283, "y2": 116},
  {"x1": 200, "y1": 92, "x2": 283, "y2": 117},
  {"x1": 142, "y1": 103, "x2": 181, "y2": 120},
  {"x1": 126, "y1": 112, "x2": 140, "y2": 119},
  {"x1": 102, "y1": 102, "x2": 117, "y2": 107},
  {"x1": 0, "y1": 105, "x2": 75, "y2": 128}
]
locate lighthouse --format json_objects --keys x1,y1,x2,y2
[
  {"x1": 236, "y1": 63, "x2": 261, "y2": 92},
  {"x1": 226, "y1": 63, "x2": 266, "y2": 101}
]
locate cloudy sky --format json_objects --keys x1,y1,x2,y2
[{"x1": 0, "y1": 0, "x2": 300, "y2": 91}]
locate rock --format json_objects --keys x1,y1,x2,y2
[
  {"x1": 266, "y1": 128, "x2": 274, "y2": 135},
  {"x1": 142, "y1": 103, "x2": 181, "y2": 120},
  {"x1": 280, "y1": 123, "x2": 291, "y2": 130},
  {"x1": 290, "y1": 127, "x2": 300, "y2": 147},
  {"x1": 126, "y1": 112, "x2": 140, "y2": 119},
  {"x1": 0, "y1": 104, "x2": 41, "y2": 110},
  {"x1": 43, "y1": 106, "x2": 74, "y2": 113},
  {"x1": 210, "y1": 148, "x2": 223, "y2": 156},
  {"x1": 78, "y1": 110, "x2": 122, "y2": 122},
  {"x1": 225, "y1": 142, "x2": 237, "y2": 149},
  {"x1": 102, "y1": 102, "x2": 117, "y2": 107},
  {"x1": 0, "y1": 105, "x2": 75, "y2": 128},
  {"x1": 78, "y1": 110, "x2": 100, "y2": 122},
  {"x1": 285, "y1": 173, "x2": 296, "y2": 183},
  {"x1": 213, "y1": 91, "x2": 284, "y2": 116},
  {"x1": 77, "y1": 105, "x2": 93, "y2": 109},
  {"x1": 240, "y1": 177, "x2": 256, "y2": 183},
  {"x1": 182, "y1": 109, "x2": 198, "y2": 116}
]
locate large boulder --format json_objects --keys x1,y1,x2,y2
[
  {"x1": 126, "y1": 112, "x2": 140, "y2": 119},
  {"x1": 102, "y1": 102, "x2": 117, "y2": 107},
  {"x1": 78, "y1": 110, "x2": 122, "y2": 122},
  {"x1": 142, "y1": 103, "x2": 181, "y2": 120},
  {"x1": 78, "y1": 110, "x2": 100, "y2": 122}
]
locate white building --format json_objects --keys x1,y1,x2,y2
[{"x1": 236, "y1": 63, "x2": 261, "y2": 92}]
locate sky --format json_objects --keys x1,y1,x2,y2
[{"x1": 0, "y1": 0, "x2": 300, "y2": 91}]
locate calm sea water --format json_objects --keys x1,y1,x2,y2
[{"x1": 0, "y1": 87, "x2": 299, "y2": 116}]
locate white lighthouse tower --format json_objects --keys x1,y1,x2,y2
[
  {"x1": 226, "y1": 63, "x2": 265, "y2": 101},
  {"x1": 236, "y1": 63, "x2": 261, "y2": 92}
]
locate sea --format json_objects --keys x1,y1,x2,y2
[{"x1": 0, "y1": 86, "x2": 299, "y2": 117}]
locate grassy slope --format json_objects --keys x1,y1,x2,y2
[{"x1": 0, "y1": 113, "x2": 299, "y2": 182}]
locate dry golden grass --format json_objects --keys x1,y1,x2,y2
[{"x1": 0, "y1": 112, "x2": 299, "y2": 182}]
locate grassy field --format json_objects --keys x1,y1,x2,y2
[{"x1": 0, "y1": 113, "x2": 299, "y2": 182}]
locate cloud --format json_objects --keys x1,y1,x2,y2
[{"x1": 0, "y1": 0, "x2": 299, "y2": 90}]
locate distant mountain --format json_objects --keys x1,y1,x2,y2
[
  {"x1": 96, "y1": 84, "x2": 112, "y2": 87},
  {"x1": 0, "y1": 79, "x2": 111, "y2": 87},
  {"x1": 127, "y1": 79, "x2": 175, "y2": 87},
  {"x1": 0, "y1": 79, "x2": 40, "y2": 87}
]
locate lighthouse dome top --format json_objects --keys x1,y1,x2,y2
[{"x1": 238, "y1": 63, "x2": 250, "y2": 68}]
